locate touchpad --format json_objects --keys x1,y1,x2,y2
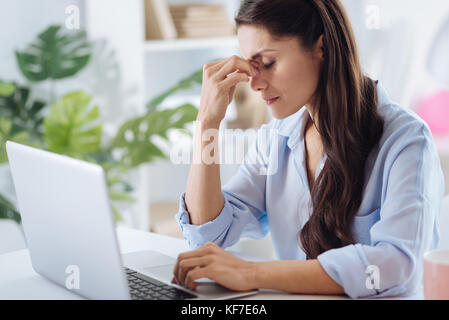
[
  {"x1": 122, "y1": 250, "x2": 176, "y2": 269},
  {"x1": 142, "y1": 264, "x2": 175, "y2": 282}
]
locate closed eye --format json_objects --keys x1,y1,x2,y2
[{"x1": 263, "y1": 62, "x2": 275, "y2": 70}]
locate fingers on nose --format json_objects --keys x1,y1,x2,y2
[{"x1": 250, "y1": 61, "x2": 260, "y2": 76}]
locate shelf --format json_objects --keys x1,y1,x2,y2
[{"x1": 144, "y1": 36, "x2": 238, "y2": 52}]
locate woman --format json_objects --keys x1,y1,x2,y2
[{"x1": 172, "y1": 0, "x2": 445, "y2": 298}]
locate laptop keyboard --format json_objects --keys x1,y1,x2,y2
[{"x1": 125, "y1": 267, "x2": 197, "y2": 300}]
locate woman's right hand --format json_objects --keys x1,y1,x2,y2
[{"x1": 197, "y1": 55, "x2": 259, "y2": 127}]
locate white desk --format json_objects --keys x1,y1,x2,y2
[{"x1": 0, "y1": 226, "x2": 422, "y2": 300}]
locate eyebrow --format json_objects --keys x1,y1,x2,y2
[{"x1": 251, "y1": 49, "x2": 277, "y2": 60}]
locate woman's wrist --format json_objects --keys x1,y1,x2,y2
[
  {"x1": 196, "y1": 114, "x2": 222, "y2": 130},
  {"x1": 246, "y1": 261, "x2": 266, "y2": 290}
]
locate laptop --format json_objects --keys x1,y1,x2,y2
[{"x1": 6, "y1": 141, "x2": 258, "y2": 300}]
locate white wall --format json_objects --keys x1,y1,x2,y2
[
  {"x1": 0, "y1": 0, "x2": 83, "y2": 82},
  {"x1": 343, "y1": 0, "x2": 449, "y2": 195},
  {"x1": 342, "y1": 0, "x2": 449, "y2": 108}
]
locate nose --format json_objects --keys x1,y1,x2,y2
[{"x1": 250, "y1": 73, "x2": 268, "y2": 92}]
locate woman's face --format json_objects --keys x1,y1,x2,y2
[{"x1": 237, "y1": 25, "x2": 323, "y2": 119}]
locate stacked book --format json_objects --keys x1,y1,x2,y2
[
  {"x1": 145, "y1": 0, "x2": 178, "y2": 40},
  {"x1": 168, "y1": 4, "x2": 236, "y2": 38}
]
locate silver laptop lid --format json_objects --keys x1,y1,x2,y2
[{"x1": 6, "y1": 141, "x2": 130, "y2": 299}]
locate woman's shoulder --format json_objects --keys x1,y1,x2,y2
[
  {"x1": 377, "y1": 101, "x2": 434, "y2": 152},
  {"x1": 376, "y1": 82, "x2": 434, "y2": 152},
  {"x1": 369, "y1": 99, "x2": 442, "y2": 187},
  {"x1": 380, "y1": 102, "x2": 427, "y2": 132}
]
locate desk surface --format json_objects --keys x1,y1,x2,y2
[{"x1": 0, "y1": 226, "x2": 422, "y2": 300}]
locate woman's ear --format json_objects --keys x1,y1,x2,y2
[{"x1": 315, "y1": 34, "x2": 324, "y2": 60}]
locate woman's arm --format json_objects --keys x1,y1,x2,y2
[
  {"x1": 175, "y1": 120, "x2": 271, "y2": 249},
  {"x1": 185, "y1": 119, "x2": 225, "y2": 225},
  {"x1": 253, "y1": 259, "x2": 344, "y2": 295},
  {"x1": 172, "y1": 242, "x2": 345, "y2": 295},
  {"x1": 184, "y1": 56, "x2": 255, "y2": 226}
]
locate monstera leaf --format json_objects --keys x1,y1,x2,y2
[
  {"x1": 0, "y1": 118, "x2": 33, "y2": 163},
  {"x1": 0, "y1": 82, "x2": 15, "y2": 96},
  {"x1": 0, "y1": 81, "x2": 46, "y2": 140},
  {"x1": 110, "y1": 103, "x2": 198, "y2": 167},
  {"x1": 0, "y1": 193, "x2": 21, "y2": 224},
  {"x1": 15, "y1": 25, "x2": 91, "y2": 82},
  {"x1": 147, "y1": 69, "x2": 203, "y2": 113},
  {"x1": 43, "y1": 91, "x2": 102, "y2": 158}
]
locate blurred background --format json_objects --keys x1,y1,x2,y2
[{"x1": 1, "y1": 0, "x2": 448, "y2": 258}]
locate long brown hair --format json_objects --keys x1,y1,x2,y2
[{"x1": 235, "y1": 0, "x2": 384, "y2": 259}]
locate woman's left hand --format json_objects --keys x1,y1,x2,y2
[{"x1": 171, "y1": 242, "x2": 257, "y2": 291}]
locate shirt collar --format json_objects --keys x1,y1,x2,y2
[
  {"x1": 376, "y1": 81, "x2": 391, "y2": 108},
  {"x1": 275, "y1": 106, "x2": 309, "y2": 149},
  {"x1": 274, "y1": 81, "x2": 391, "y2": 150}
]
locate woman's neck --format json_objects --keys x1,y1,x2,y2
[{"x1": 305, "y1": 106, "x2": 320, "y2": 137}]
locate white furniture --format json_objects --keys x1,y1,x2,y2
[{"x1": 0, "y1": 226, "x2": 424, "y2": 300}]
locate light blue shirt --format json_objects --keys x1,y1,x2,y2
[{"x1": 175, "y1": 82, "x2": 445, "y2": 299}]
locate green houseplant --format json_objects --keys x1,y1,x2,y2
[
  {"x1": 15, "y1": 25, "x2": 92, "y2": 103},
  {"x1": 0, "y1": 24, "x2": 202, "y2": 224}
]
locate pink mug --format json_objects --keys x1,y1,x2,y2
[{"x1": 423, "y1": 249, "x2": 449, "y2": 300}]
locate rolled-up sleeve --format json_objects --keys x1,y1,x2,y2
[
  {"x1": 318, "y1": 123, "x2": 445, "y2": 298},
  {"x1": 175, "y1": 123, "x2": 274, "y2": 249}
]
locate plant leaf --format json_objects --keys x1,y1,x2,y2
[
  {"x1": 0, "y1": 82, "x2": 46, "y2": 140},
  {"x1": 146, "y1": 69, "x2": 203, "y2": 112},
  {"x1": 15, "y1": 25, "x2": 92, "y2": 82},
  {"x1": 110, "y1": 103, "x2": 197, "y2": 168},
  {"x1": 0, "y1": 193, "x2": 21, "y2": 224},
  {"x1": 43, "y1": 90, "x2": 102, "y2": 158},
  {"x1": 0, "y1": 117, "x2": 35, "y2": 163},
  {"x1": 0, "y1": 82, "x2": 15, "y2": 97},
  {"x1": 109, "y1": 191, "x2": 135, "y2": 203},
  {"x1": 111, "y1": 205, "x2": 123, "y2": 222}
]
